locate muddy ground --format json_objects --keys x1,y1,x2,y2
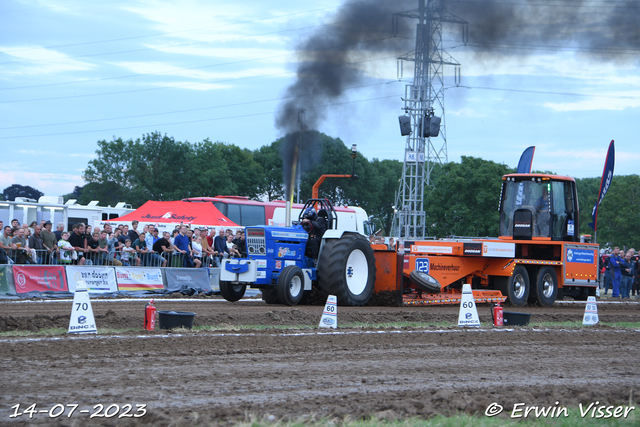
[{"x1": 0, "y1": 296, "x2": 639, "y2": 426}]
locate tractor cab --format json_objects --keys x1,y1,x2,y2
[
  {"x1": 297, "y1": 198, "x2": 338, "y2": 230},
  {"x1": 498, "y1": 174, "x2": 579, "y2": 241}
]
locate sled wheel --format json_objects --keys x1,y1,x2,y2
[
  {"x1": 219, "y1": 281, "x2": 246, "y2": 302},
  {"x1": 505, "y1": 266, "x2": 530, "y2": 306},
  {"x1": 277, "y1": 265, "x2": 305, "y2": 306},
  {"x1": 409, "y1": 270, "x2": 441, "y2": 293},
  {"x1": 535, "y1": 267, "x2": 558, "y2": 307},
  {"x1": 317, "y1": 233, "x2": 376, "y2": 306}
]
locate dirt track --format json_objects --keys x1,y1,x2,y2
[{"x1": 1, "y1": 297, "x2": 639, "y2": 426}]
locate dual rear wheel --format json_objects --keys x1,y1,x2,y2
[{"x1": 497, "y1": 266, "x2": 557, "y2": 307}]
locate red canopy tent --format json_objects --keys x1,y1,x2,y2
[{"x1": 101, "y1": 200, "x2": 239, "y2": 232}]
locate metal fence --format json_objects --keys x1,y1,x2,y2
[{"x1": 2, "y1": 248, "x2": 225, "y2": 268}]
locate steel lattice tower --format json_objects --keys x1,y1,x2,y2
[{"x1": 391, "y1": 0, "x2": 466, "y2": 238}]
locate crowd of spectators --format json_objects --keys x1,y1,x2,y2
[
  {"x1": 0, "y1": 218, "x2": 247, "y2": 269},
  {"x1": 601, "y1": 246, "x2": 639, "y2": 299}
]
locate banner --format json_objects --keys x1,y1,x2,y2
[
  {"x1": 0, "y1": 266, "x2": 9, "y2": 294},
  {"x1": 12, "y1": 266, "x2": 68, "y2": 294},
  {"x1": 516, "y1": 146, "x2": 535, "y2": 173},
  {"x1": 66, "y1": 266, "x2": 118, "y2": 293},
  {"x1": 115, "y1": 267, "x2": 164, "y2": 292},
  {"x1": 164, "y1": 268, "x2": 211, "y2": 293},
  {"x1": 589, "y1": 140, "x2": 615, "y2": 231}
]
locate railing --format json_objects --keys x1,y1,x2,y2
[{"x1": 2, "y1": 248, "x2": 226, "y2": 268}]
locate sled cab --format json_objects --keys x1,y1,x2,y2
[{"x1": 498, "y1": 174, "x2": 579, "y2": 241}]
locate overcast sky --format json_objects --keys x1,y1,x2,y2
[{"x1": 1, "y1": 0, "x2": 638, "y2": 199}]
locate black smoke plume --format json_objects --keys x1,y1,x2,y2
[{"x1": 276, "y1": 0, "x2": 415, "y2": 201}]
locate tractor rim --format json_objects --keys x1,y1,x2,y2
[
  {"x1": 345, "y1": 249, "x2": 368, "y2": 296},
  {"x1": 290, "y1": 275, "x2": 302, "y2": 298}
]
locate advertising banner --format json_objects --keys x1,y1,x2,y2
[
  {"x1": 66, "y1": 266, "x2": 118, "y2": 293},
  {"x1": 482, "y1": 242, "x2": 516, "y2": 258},
  {"x1": 115, "y1": 267, "x2": 164, "y2": 292},
  {"x1": 164, "y1": 268, "x2": 211, "y2": 293},
  {"x1": 12, "y1": 266, "x2": 68, "y2": 294},
  {"x1": 0, "y1": 266, "x2": 9, "y2": 294}
]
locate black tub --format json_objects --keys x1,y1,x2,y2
[
  {"x1": 503, "y1": 311, "x2": 531, "y2": 326},
  {"x1": 158, "y1": 311, "x2": 196, "y2": 330}
]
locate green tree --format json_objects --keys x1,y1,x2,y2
[
  {"x1": 253, "y1": 140, "x2": 285, "y2": 201},
  {"x1": 424, "y1": 156, "x2": 512, "y2": 237},
  {"x1": 2, "y1": 184, "x2": 44, "y2": 201},
  {"x1": 591, "y1": 175, "x2": 640, "y2": 249}
]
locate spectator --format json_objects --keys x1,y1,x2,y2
[
  {"x1": 11, "y1": 219, "x2": 20, "y2": 228},
  {"x1": 609, "y1": 246, "x2": 623, "y2": 298},
  {"x1": 11, "y1": 228, "x2": 32, "y2": 264},
  {"x1": 57, "y1": 232, "x2": 75, "y2": 265},
  {"x1": 621, "y1": 250, "x2": 635, "y2": 299},
  {"x1": 232, "y1": 229, "x2": 247, "y2": 258},
  {"x1": 96, "y1": 231, "x2": 110, "y2": 265},
  {"x1": 213, "y1": 228, "x2": 229, "y2": 264},
  {"x1": 106, "y1": 231, "x2": 123, "y2": 266},
  {"x1": 191, "y1": 235, "x2": 203, "y2": 268},
  {"x1": 103, "y1": 224, "x2": 113, "y2": 234},
  {"x1": 41, "y1": 221, "x2": 57, "y2": 264},
  {"x1": 369, "y1": 235, "x2": 375, "y2": 244},
  {"x1": 119, "y1": 225, "x2": 130, "y2": 246},
  {"x1": 152, "y1": 231, "x2": 173, "y2": 267},
  {"x1": 388, "y1": 237, "x2": 396, "y2": 251},
  {"x1": 68, "y1": 223, "x2": 87, "y2": 265},
  {"x1": 170, "y1": 229, "x2": 180, "y2": 245},
  {"x1": 602, "y1": 252, "x2": 613, "y2": 295},
  {"x1": 54, "y1": 222, "x2": 65, "y2": 240},
  {"x1": 145, "y1": 226, "x2": 156, "y2": 251},
  {"x1": 0, "y1": 226, "x2": 13, "y2": 253},
  {"x1": 120, "y1": 239, "x2": 138, "y2": 266},
  {"x1": 128, "y1": 220, "x2": 140, "y2": 243},
  {"x1": 85, "y1": 225, "x2": 93, "y2": 238},
  {"x1": 226, "y1": 234, "x2": 240, "y2": 258},
  {"x1": 132, "y1": 232, "x2": 151, "y2": 266},
  {"x1": 174, "y1": 225, "x2": 194, "y2": 268},
  {"x1": 200, "y1": 229, "x2": 216, "y2": 266},
  {"x1": 85, "y1": 231, "x2": 101, "y2": 265},
  {"x1": 28, "y1": 221, "x2": 37, "y2": 235},
  {"x1": 28, "y1": 225, "x2": 45, "y2": 264},
  {"x1": 206, "y1": 228, "x2": 216, "y2": 248}
]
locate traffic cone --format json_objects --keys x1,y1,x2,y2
[
  {"x1": 457, "y1": 284, "x2": 481, "y2": 327},
  {"x1": 68, "y1": 280, "x2": 97, "y2": 334},
  {"x1": 319, "y1": 295, "x2": 337, "y2": 329},
  {"x1": 582, "y1": 296, "x2": 599, "y2": 325}
]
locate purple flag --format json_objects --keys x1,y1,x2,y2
[
  {"x1": 516, "y1": 146, "x2": 535, "y2": 173},
  {"x1": 589, "y1": 140, "x2": 615, "y2": 231}
]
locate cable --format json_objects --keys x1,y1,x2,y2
[
  {"x1": 0, "y1": 80, "x2": 401, "y2": 130},
  {"x1": 0, "y1": 94, "x2": 401, "y2": 139}
]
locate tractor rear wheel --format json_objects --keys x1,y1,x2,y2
[
  {"x1": 219, "y1": 281, "x2": 246, "y2": 302},
  {"x1": 504, "y1": 266, "x2": 530, "y2": 306},
  {"x1": 317, "y1": 233, "x2": 376, "y2": 306},
  {"x1": 535, "y1": 267, "x2": 558, "y2": 307},
  {"x1": 277, "y1": 265, "x2": 305, "y2": 306}
]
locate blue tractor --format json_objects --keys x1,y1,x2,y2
[{"x1": 219, "y1": 199, "x2": 377, "y2": 306}]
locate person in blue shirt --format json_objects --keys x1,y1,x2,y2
[
  {"x1": 608, "y1": 246, "x2": 623, "y2": 298},
  {"x1": 173, "y1": 225, "x2": 193, "y2": 268}
]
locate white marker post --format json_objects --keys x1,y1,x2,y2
[
  {"x1": 457, "y1": 284, "x2": 481, "y2": 327},
  {"x1": 582, "y1": 296, "x2": 599, "y2": 326},
  {"x1": 68, "y1": 280, "x2": 97, "y2": 334},
  {"x1": 319, "y1": 295, "x2": 337, "y2": 329}
]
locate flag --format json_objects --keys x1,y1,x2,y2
[
  {"x1": 516, "y1": 146, "x2": 535, "y2": 173},
  {"x1": 588, "y1": 140, "x2": 615, "y2": 231}
]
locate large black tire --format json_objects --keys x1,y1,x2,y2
[
  {"x1": 261, "y1": 287, "x2": 280, "y2": 304},
  {"x1": 219, "y1": 281, "x2": 246, "y2": 302},
  {"x1": 409, "y1": 270, "x2": 441, "y2": 293},
  {"x1": 503, "y1": 266, "x2": 530, "y2": 306},
  {"x1": 317, "y1": 233, "x2": 376, "y2": 306},
  {"x1": 277, "y1": 265, "x2": 305, "y2": 306},
  {"x1": 535, "y1": 267, "x2": 558, "y2": 307}
]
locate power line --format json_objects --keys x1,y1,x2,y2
[
  {"x1": 0, "y1": 94, "x2": 401, "y2": 139},
  {"x1": 0, "y1": 81, "x2": 399, "y2": 130}
]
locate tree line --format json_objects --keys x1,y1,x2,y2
[{"x1": 5, "y1": 131, "x2": 636, "y2": 248}]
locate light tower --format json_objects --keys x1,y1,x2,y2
[{"x1": 391, "y1": 0, "x2": 466, "y2": 238}]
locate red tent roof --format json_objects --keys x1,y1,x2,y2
[{"x1": 110, "y1": 200, "x2": 239, "y2": 227}]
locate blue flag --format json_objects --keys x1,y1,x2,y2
[
  {"x1": 516, "y1": 146, "x2": 535, "y2": 173},
  {"x1": 588, "y1": 140, "x2": 615, "y2": 231}
]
